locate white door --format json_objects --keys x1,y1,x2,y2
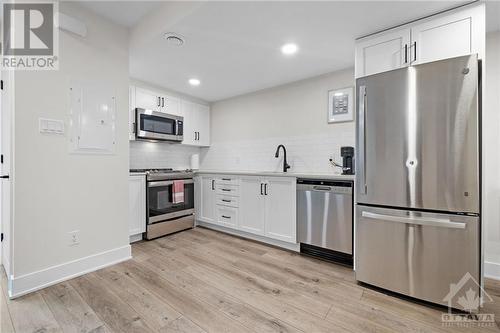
[
  {"x1": 264, "y1": 177, "x2": 296, "y2": 243},
  {"x1": 129, "y1": 175, "x2": 146, "y2": 237},
  {"x1": 355, "y1": 28, "x2": 410, "y2": 78},
  {"x1": 181, "y1": 100, "x2": 197, "y2": 145},
  {"x1": 410, "y1": 8, "x2": 477, "y2": 65},
  {"x1": 135, "y1": 87, "x2": 160, "y2": 111},
  {"x1": 0, "y1": 70, "x2": 13, "y2": 276},
  {"x1": 196, "y1": 104, "x2": 210, "y2": 147},
  {"x1": 200, "y1": 176, "x2": 216, "y2": 224},
  {"x1": 239, "y1": 177, "x2": 265, "y2": 235}
]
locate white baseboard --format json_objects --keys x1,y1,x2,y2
[
  {"x1": 197, "y1": 222, "x2": 300, "y2": 252},
  {"x1": 484, "y1": 261, "x2": 500, "y2": 280},
  {"x1": 129, "y1": 233, "x2": 143, "y2": 243},
  {"x1": 9, "y1": 245, "x2": 131, "y2": 299}
]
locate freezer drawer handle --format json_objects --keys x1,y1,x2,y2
[{"x1": 361, "y1": 211, "x2": 466, "y2": 229}]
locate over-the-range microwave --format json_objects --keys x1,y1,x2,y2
[{"x1": 135, "y1": 108, "x2": 184, "y2": 142}]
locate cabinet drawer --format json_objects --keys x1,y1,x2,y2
[
  {"x1": 215, "y1": 176, "x2": 239, "y2": 186},
  {"x1": 216, "y1": 205, "x2": 238, "y2": 228},
  {"x1": 215, "y1": 184, "x2": 239, "y2": 197},
  {"x1": 216, "y1": 195, "x2": 239, "y2": 208}
]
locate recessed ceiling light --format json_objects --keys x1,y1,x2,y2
[
  {"x1": 163, "y1": 32, "x2": 185, "y2": 47},
  {"x1": 281, "y1": 43, "x2": 298, "y2": 55},
  {"x1": 189, "y1": 78, "x2": 201, "y2": 86}
]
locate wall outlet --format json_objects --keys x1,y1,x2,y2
[{"x1": 68, "y1": 230, "x2": 80, "y2": 246}]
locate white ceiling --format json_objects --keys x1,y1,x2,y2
[{"x1": 79, "y1": 1, "x2": 499, "y2": 102}]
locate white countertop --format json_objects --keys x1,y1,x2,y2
[{"x1": 195, "y1": 170, "x2": 355, "y2": 181}]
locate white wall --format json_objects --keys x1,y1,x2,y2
[
  {"x1": 9, "y1": 2, "x2": 130, "y2": 297},
  {"x1": 484, "y1": 31, "x2": 500, "y2": 278},
  {"x1": 201, "y1": 68, "x2": 355, "y2": 174},
  {"x1": 129, "y1": 79, "x2": 204, "y2": 170}
]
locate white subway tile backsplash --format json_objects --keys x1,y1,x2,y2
[
  {"x1": 199, "y1": 130, "x2": 355, "y2": 174},
  {"x1": 129, "y1": 141, "x2": 201, "y2": 170}
]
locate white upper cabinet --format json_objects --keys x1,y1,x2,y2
[
  {"x1": 134, "y1": 86, "x2": 181, "y2": 115},
  {"x1": 410, "y1": 5, "x2": 484, "y2": 66},
  {"x1": 355, "y1": 4, "x2": 485, "y2": 78},
  {"x1": 181, "y1": 100, "x2": 211, "y2": 147},
  {"x1": 129, "y1": 85, "x2": 209, "y2": 146},
  {"x1": 355, "y1": 28, "x2": 410, "y2": 78}
]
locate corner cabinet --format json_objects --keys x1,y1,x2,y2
[
  {"x1": 196, "y1": 174, "x2": 296, "y2": 245},
  {"x1": 355, "y1": 4, "x2": 485, "y2": 78},
  {"x1": 129, "y1": 174, "x2": 146, "y2": 239}
]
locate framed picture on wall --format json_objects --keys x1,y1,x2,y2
[{"x1": 328, "y1": 87, "x2": 354, "y2": 123}]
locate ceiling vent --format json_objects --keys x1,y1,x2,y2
[{"x1": 163, "y1": 33, "x2": 185, "y2": 47}]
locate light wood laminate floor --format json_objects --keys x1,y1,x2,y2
[{"x1": 2, "y1": 227, "x2": 500, "y2": 333}]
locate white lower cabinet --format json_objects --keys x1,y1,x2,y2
[
  {"x1": 239, "y1": 177, "x2": 265, "y2": 235},
  {"x1": 264, "y1": 177, "x2": 296, "y2": 243},
  {"x1": 199, "y1": 175, "x2": 216, "y2": 224},
  {"x1": 129, "y1": 174, "x2": 146, "y2": 239},
  {"x1": 196, "y1": 174, "x2": 296, "y2": 245}
]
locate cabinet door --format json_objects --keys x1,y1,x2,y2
[
  {"x1": 196, "y1": 104, "x2": 210, "y2": 147},
  {"x1": 135, "y1": 87, "x2": 160, "y2": 111},
  {"x1": 160, "y1": 95, "x2": 181, "y2": 115},
  {"x1": 410, "y1": 6, "x2": 483, "y2": 65},
  {"x1": 355, "y1": 28, "x2": 410, "y2": 78},
  {"x1": 239, "y1": 177, "x2": 265, "y2": 235},
  {"x1": 264, "y1": 177, "x2": 296, "y2": 243},
  {"x1": 181, "y1": 100, "x2": 197, "y2": 145},
  {"x1": 129, "y1": 175, "x2": 146, "y2": 236},
  {"x1": 200, "y1": 176, "x2": 216, "y2": 224}
]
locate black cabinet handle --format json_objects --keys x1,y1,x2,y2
[
  {"x1": 157, "y1": 97, "x2": 161, "y2": 107},
  {"x1": 211, "y1": 179, "x2": 215, "y2": 190},
  {"x1": 162, "y1": 97, "x2": 165, "y2": 107},
  {"x1": 413, "y1": 41, "x2": 417, "y2": 63},
  {"x1": 221, "y1": 189, "x2": 231, "y2": 192},
  {"x1": 404, "y1": 44, "x2": 408, "y2": 64},
  {"x1": 264, "y1": 183, "x2": 268, "y2": 195},
  {"x1": 197, "y1": 132, "x2": 200, "y2": 141},
  {"x1": 222, "y1": 215, "x2": 231, "y2": 219},
  {"x1": 222, "y1": 199, "x2": 231, "y2": 203},
  {"x1": 222, "y1": 178, "x2": 231, "y2": 181},
  {"x1": 260, "y1": 183, "x2": 264, "y2": 195},
  {"x1": 0, "y1": 175, "x2": 9, "y2": 179}
]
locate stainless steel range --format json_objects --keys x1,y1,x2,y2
[{"x1": 131, "y1": 168, "x2": 194, "y2": 239}]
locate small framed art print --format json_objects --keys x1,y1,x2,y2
[{"x1": 328, "y1": 87, "x2": 354, "y2": 123}]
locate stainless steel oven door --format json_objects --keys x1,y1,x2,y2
[
  {"x1": 136, "y1": 108, "x2": 183, "y2": 142},
  {"x1": 147, "y1": 179, "x2": 194, "y2": 224}
]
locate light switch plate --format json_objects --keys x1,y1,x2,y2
[{"x1": 39, "y1": 118, "x2": 65, "y2": 135}]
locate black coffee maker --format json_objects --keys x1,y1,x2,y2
[{"x1": 341, "y1": 146, "x2": 355, "y2": 175}]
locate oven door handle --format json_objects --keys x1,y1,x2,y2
[{"x1": 149, "y1": 179, "x2": 194, "y2": 187}]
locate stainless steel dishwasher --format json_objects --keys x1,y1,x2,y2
[{"x1": 297, "y1": 179, "x2": 353, "y2": 265}]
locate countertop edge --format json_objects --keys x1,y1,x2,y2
[{"x1": 193, "y1": 170, "x2": 355, "y2": 181}]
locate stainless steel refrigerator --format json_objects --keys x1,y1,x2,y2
[{"x1": 355, "y1": 55, "x2": 480, "y2": 309}]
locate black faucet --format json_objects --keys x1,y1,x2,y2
[{"x1": 274, "y1": 144, "x2": 291, "y2": 173}]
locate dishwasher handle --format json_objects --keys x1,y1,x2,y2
[{"x1": 297, "y1": 183, "x2": 352, "y2": 194}]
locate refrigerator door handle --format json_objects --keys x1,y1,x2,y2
[
  {"x1": 358, "y1": 85, "x2": 367, "y2": 194},
  {"x1": 361, "y1": 211, "x2": 466, "y2": 229}
]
